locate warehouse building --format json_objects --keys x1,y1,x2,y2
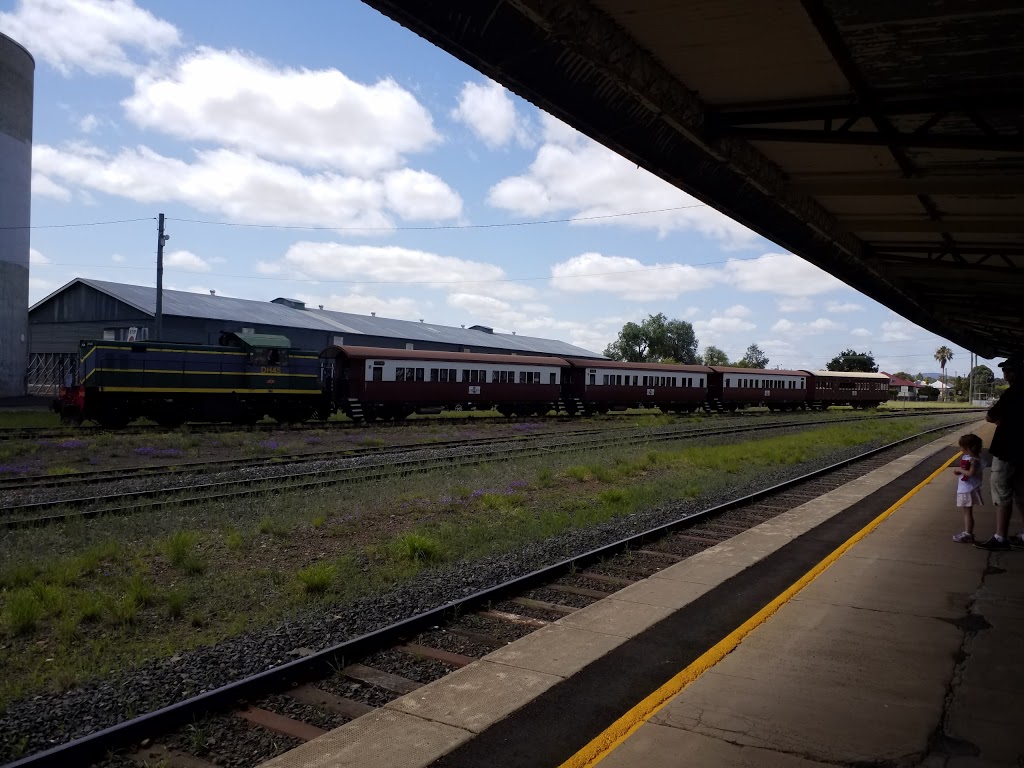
[{"x1": 26, "y1": 278, "x2": 602, "y2": 393}]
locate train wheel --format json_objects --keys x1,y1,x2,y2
[{"x1": 453, "y1": 403, "x2": 464, "y2": 412}]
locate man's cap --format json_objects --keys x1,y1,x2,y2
[{"x1": 998, "y1": 354, "x2": 1023, "y2": 370}]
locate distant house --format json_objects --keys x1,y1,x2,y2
[{"x1": 882, "y1": 372, "x2": 922, "y2": 400}]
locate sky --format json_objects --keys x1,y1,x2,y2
[{"x1": 1, "y1": 0, "x2": 1000, "y2": 378}]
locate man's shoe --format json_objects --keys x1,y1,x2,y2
[
  {"x1": 1007, "y1": 534, "x2": 1024, "y2": 549},
  {"x1": 975, "y1": 536, "x2": 1012, "y2": 551}
]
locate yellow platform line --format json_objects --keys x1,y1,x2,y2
[{"x1": 560, "y1": 450, "x2": 961, "y2": 768}]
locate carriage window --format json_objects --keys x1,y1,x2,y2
[
  {"x1": 439, "y1": 369, "x2": 449, "y2": 383},
  {"x1": 492, "y1": 370, "x2": 499, "y2": 383},
  {"x1": 519, "y1": 371, "x2": 527, "y2": 384},
  {"x1": 699, "y1": 378, "x2": 704, "y2": 387},
  {"x1": 499, "y1": 371, "x2": 507, "y2": 383},
  {"x1": 603, "y1": 374, "x2": 609, "y2": 385},
  {"x1": 533, "y1": 372, "x2": 540, "y2": 384},
  {"x1": 395, "y1": 368, "x2": 405, "y2": 382},
  {"x1": 469, "y1": 369, "x2": 478, "y2": 383},
  {"x1": 372, "y1": 366, "x2": 383, "y2": 382},
  {"x1": 478, "y1": 370, "x2": 485, "y2": 382},
  {"x1": 430, "y1": 368, "x2": 439, "y2": 382},
  {"x1": 550, "y1": 372, "x2": 557, "y2": 384},
  {"x1": 589, "y1": 373, "x2": 596, "y2": 385},
  {"x1": 726, "y1": 378, "x2": 731, "y2": 387},
  {"x1": 413, "y1": 368, "x2": 423, "y2": 381}
]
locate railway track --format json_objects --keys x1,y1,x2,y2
[
  {"x1": 1, "y1": 411, "x2": 970, "y2": 528},
  {"x1": 3, "y1": 420, "x2": 973, "y2": 768},
  {"x1": 0, "y1": 407, "x2": 984, "y2": 442}
]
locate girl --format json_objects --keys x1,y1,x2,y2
[{"x1": 952, "y1": 434, "x2": 985, "y2": 543}]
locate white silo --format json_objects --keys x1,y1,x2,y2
[{"x1": 0, "y1": 32, "x2": 34, "y2": 397}]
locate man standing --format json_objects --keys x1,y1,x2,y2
[{"x1": 976, "y1": 354, "x2": 1024, "y2": 550}]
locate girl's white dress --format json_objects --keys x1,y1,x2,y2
[{"x1": 957, "y1": 453, "x2": 985, "y2": 507}]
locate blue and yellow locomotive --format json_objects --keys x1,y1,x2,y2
[{"x1": 54, "y1": 332, "x2": 326, "y2": 427}]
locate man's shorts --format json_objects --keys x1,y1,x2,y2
[{"x1": 990, "y1": 457, "x2": 1024, "y2": 507}]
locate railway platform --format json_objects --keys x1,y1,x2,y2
[{"x1": 260, "y1": 421, "x2": 1023, "y2": 768}]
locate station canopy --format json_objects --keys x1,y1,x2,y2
[{"x1": 364, "y1": 0, "x2": 1024, "y2": 357}]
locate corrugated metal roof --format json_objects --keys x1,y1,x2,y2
[{"x1": 31, "y1": 278, "x2": 603, "y2": 358}]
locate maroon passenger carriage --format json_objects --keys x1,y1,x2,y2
[
  {"x1": 320, "y1": 346, "x2": 565, "y2": 420},
  {"x1": 806, "y1": 370, "x2": 890, "y2": 409},
  {"x1": 561, "y1": 359, "x2": 711, "y2": 414},
  {"x1": 707, "y1": 366, "x2": 810, "y2": 412}
]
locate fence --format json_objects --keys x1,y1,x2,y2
[{"x1": 26, "y1": 353, "x2": 78, "y2": 396}]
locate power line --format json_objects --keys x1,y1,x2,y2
[
  {"x1": 2, "y1": 204, "x2": 708, "y2": 232},
  {"x1": 37, "y1": 254, "x2": 761, "y2": 285},
  {"x1": 164, "y1": 204, "x2": 710, "y2": 231},
  {"x1": 0, "y1": 217, "x2": 155, "y2": 231}
]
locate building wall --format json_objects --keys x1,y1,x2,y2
[{"x1": 0, "y1": 34, "x2": 33, "y2": 396}]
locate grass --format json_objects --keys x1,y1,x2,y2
[
  {"x1": 0, "y1": 412, "x2": 956, "y2": 713},
  {"x1": 4, "y1": 591, "x2": 43, "y2": 635},
  {"x1": 393, "y1": 533, "x2": 447, "y2": 564},
  {"x1": 296, "y1": 562, "x2": 336, "y2": 594}
]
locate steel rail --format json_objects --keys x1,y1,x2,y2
[
  {"x1": 3, "y1": 418, "x2": 975, "y2": 768},
  {"x1": 1, "y1": 411, "x2": 959, "y2": 527}
]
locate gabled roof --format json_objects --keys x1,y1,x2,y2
[
  {"x1": 882, "y1": 372, "x2": 920, "y2": 388},
  {"x1": 29, "y1": 278, "x2": 603, "y2": 358}
]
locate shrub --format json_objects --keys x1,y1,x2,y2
[
  {"x1": 5, "y1": 591, "x2": 42, "y2": 635},
  {"x1": 566, "y1": 466, "x2": 594, "y2": 482},
  {"x1": 297, "y1": 562, "x2": 336, "y2": 594}
]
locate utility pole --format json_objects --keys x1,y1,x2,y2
[{"x1": 155, "y1": 213, "x2": 168, "y2": 340}]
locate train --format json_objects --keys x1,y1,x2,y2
[{"x1": 53, "y1": 335, "x2": 891, "y2": 427}]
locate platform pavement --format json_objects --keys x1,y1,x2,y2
[
  {"x1": 259, "y1": 421, "x2": 1020, "y2": 768},
  {"x1": 600, "y1": 424, "x2": 1023, "y2": 768}
]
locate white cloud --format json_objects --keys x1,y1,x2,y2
[
  {"x1": 79, "y1": 113, "x2": 99, "y2": 133},
  {"x1": 777, "y1": 297, "x2": 813, "y2": 313},
  {"x1": 278, "y1": 242, "x2": 535, "y2": 302},
  {"x1": 446, "y1": 292, "x2": 599, "y2": 342},
  {"x1": 851, "y1": 327, "x2": 872, "y2": 338},
  {"x1": 111, "y1": 254, "x2": 125, "y2": 263},
  {"x1": 723, "y1": 304, "x2": 751, "y2": 318},
  {"x1": 487, "y1": 114, "x2": 759, "y2": 245},
  {"x1": 880, "y1": 320, "x2": 914, "y2": 342},
  {"x1": 29, "y1": 248, "x2": 49, "y2": 265},
  {"x1": 825, "y1": 300, "x2": 863, "y2": 313},
  {"x1": 694, "y1": 317, "x2": 756, "y2": 334},
  {"x1": 549, "y1": 252, "x2": 719, "y2": 301},
  {"x1": 32, "y1": 172, "x2": 71, "y2": 200},
  {"x1": 124, "y1": 48, "x2": 440, "y2": 176},
  {"x1": 32, "y1": 144, "x2": 462, "y2": 228},
  {"x1": 164, "y1": 250, "x2": 211, "y2": 273},
  {"x1": 0, "y1": 0, "x2": 180, "y2": 76},
  {"x1": 723, "y1": 253, "x2": 845, "y2": 297},
  {"x1": 772, "y1": 317, "x2": 844, "y2": 336},
  {"x1": 451, "y1": 80, "x2": 531, "y2": 149}
]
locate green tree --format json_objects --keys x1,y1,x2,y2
[
  {"x1": 934, "y1": 345, "x2": 953, "y2": 401},
  {"x1": 826, "y1": 349, "x2": 878, "y2": 372},
  {"x1": 735, "y1": 344, "x2": 769, "y2": 369},
  {"x1": 893, "y1": 371, "x2": 913, "y2": 381},
  {"x1": 701, "y1": 345, "x2": 730, "y2": 366},
  {"x1": 969, "y1": 364, "x2": 994, "y2": 390},
  {"x1": 603, "y1": 313, "x2": 699, "y2": 364}
]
